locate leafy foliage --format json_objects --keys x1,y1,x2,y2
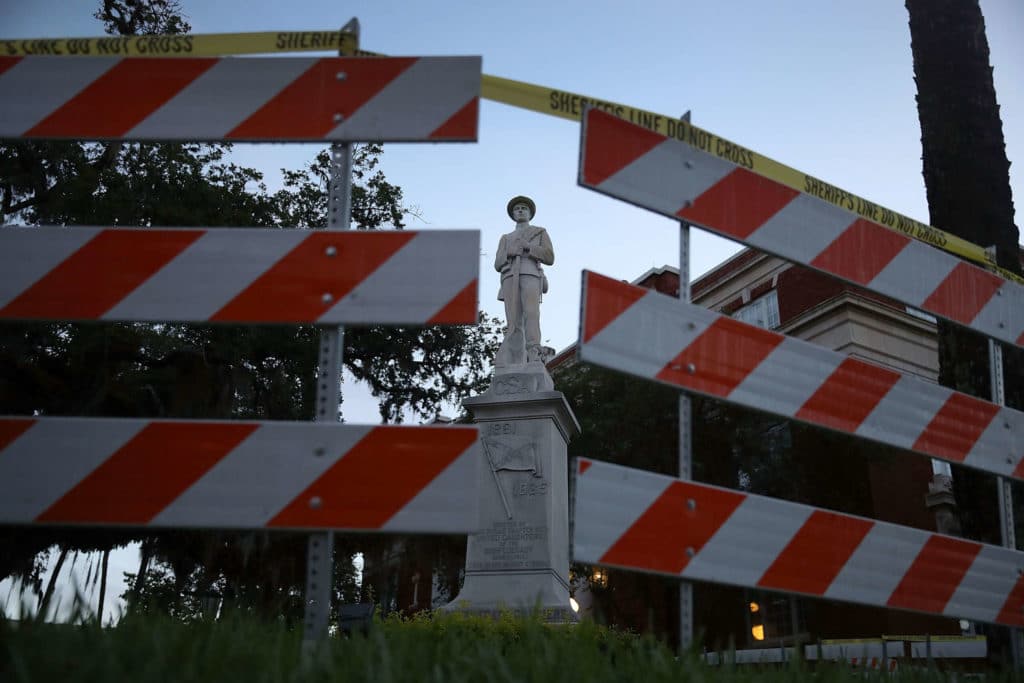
[
  {"x1": 4, "y1": 609, "x2": 1002, "y2": 681},
  {"x1": 95, "y1": 0, "x2": 192, "y2": 36}
]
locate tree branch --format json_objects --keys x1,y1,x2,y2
[
  {"x1": 1, "y1": 182, "x2": 11, "y2": 220},
  {"x1": 10, "y1": 141, "x2": 123, "y2": 223}
]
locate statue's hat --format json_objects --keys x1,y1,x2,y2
[{"x1": 506, "y1": 195, "x2": 536, "y2": 220}]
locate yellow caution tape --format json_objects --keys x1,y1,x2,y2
[
  {"x1": 820, "y1": 638, "x2": 884, "y2": 645},
  {"x1": 822, "y1": 635, "x2": 986, "y2": 645},
  {"x1": 0, "y1": 30, "x2": 358, "y2": 58},
  {"x1": 881, "y1": 635, "x2": 986, "y2": 643},
  {"x1": 10, "y1": 32, "x2": 1019, "y2": 284},
  {"x1": 480, "y1": 73, "x2": 1023, "y2": 285}
]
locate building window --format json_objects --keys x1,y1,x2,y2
[
  {"x1": 733, "y1": 290, "x2": 779, "y2": 329},
  {"x1": 746, "y1": 590, "x2": 808, "y2": 646}
]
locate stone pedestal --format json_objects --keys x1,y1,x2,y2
[{"x1": 443, "y1": 379, "x2": 580, "y2": 619}]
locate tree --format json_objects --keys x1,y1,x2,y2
[
  {"x1": 0, "y1": 0, "x2": 500, "y2": 620},
  {"x1": 906, "y1": 0, "x2": 1019, "y2": 275},
  {"x1": 905, "y1": 0, "x2": 1022, "y2": 545},
  {"x1": 905, "y1": 0, "x2": 1022, "y2": 663}
]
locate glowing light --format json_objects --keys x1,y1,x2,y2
[
  {"x1": 749, "y1": 602, "x2": 760, "y2": 613},
  {"x1": 752, "y1": 625, "x2": 765, "y2": 641},
  {"x1": 570, "y1": 597, "x2": 580, "y2": 613}
]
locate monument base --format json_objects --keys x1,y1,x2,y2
[
  {"x1": 442, "y1": 376, "x2": 580, "y2": 622},
  {"x1": 442, "y1": 570, "x2": 575, "y2": 622}
]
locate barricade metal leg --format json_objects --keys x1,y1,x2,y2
[
  {"x1": 678, "y1": 213, "x2": 693, "y2": 652},
  {"x1": 990, "y1": 340, "x2": 1023, "y2": 668},
  {"x1": 301, "y1": 26, "x2": 356, "y2": 646},
  {"x1": 303, "y1": 326, "x2": 345, "y2": 650},
  {"x1": 676, "y1": 110, "x2": 696, "y2": 654},
  {"x1": 303, "y1": 521, "x2": 335, "y2": 644}
]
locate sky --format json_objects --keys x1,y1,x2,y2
[{"x1": 2, "y1": 0, "x2": 1023, "y2": 622}]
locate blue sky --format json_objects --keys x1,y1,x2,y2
[
  {"x1": 3, "y1": 0, "x2": 1023, "y2": 621},
  {"x1": 4, "y1": 0, "x2": 1022, "y2": 361}
]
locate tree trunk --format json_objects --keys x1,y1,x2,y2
[
  {"x1": 906, "y1": 0, "x2": 1022, "y2": 398},
  {"x1": 905, "y1": 1, "x2": 1022, "y2": 422},
  {"x1": 128, "y1": 539, "x2": 152, "y2": 613},
  {"x1": 97, "y1": 548, "x2": 110, "y2": 626},
  {"x1": 906, "y1": 0, "x2": 1022, "y2": 663},
  {"x1": 37, "y1": 547, "x2": 68, "y2": 619},
  {"x1": 906, "y1": 0, "x2": 1018, "y2": 273}
]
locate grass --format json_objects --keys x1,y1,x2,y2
[{"x1": 0, "y1": 610, "x2": 1006, "y2": 682}]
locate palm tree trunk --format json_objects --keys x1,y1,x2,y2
[
  {"x1": 906, "y1": 0, "x2": 1023, "y2": 663},
  {"x1": 906, "y1": 0, "x2": 1019, "y2": 273},
  {"x1": 905, "y1": 0, "x2": 1022, "y2": 540}
]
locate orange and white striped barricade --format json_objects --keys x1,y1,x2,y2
[
  {"x1": 577, "y1": 107, "x2": 1024, "y2": 351},
  {"x1": 0, "y1": 34, "x2": 483, "y2": 645},
  {"x1": 579, "y1": 271, "x2": 1024, "y2": 482},
  {"x1": 0, "y1": 416, "x2": 479, "y2": 534},
  {"x1": 0, "y1": 227, "x2": 478, "y2": 324},
  {"x1": 573, "y1": 457, "x2": 1024, "y2": 627},
  {"x1": 0, "y1": 55, "x2": 479, "y2": 141}
]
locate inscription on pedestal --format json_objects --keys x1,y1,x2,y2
[
  {"x1": 487, "y1": 422, "x2": 517, "y2": 436},
  {"x1": 512, "y1": 481, "x2": 548, "y2": 496},
  {"x1": 469, "y1": 519, "x2": 549, "y2": 571}
]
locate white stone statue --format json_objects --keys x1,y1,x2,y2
[
  {"x1": 494, "y1": 196, "x2": 554, "y2": 367},
  {"x1": 444, "y1": 196, "x2": 577, "y2": 620}
]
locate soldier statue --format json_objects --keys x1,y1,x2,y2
[{"x1": 494, "y1": 195, "x2": 554, "y2": 367}]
